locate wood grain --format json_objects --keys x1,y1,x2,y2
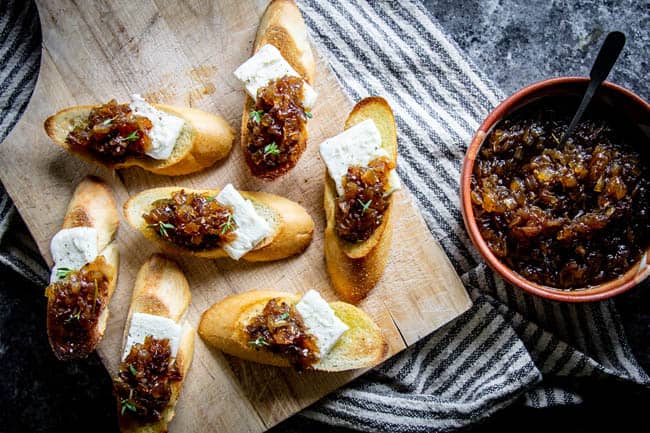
[{"x1": 0, "y1": 1, "x2": 472, "y2": 432}]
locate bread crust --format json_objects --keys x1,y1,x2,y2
[
  {"x1": 43, "y1": 103, "x2": 234, "y2": 176},
  {"x1": 323, "y1": 97, "x2": 398, "y2": 303},
  {"x1": 198, "y1": 290, "x2": 386, "y2": 372},
  {"x1": 123, "y1": 186, "x2": 314, "y2": 261},
  {"x1": 240, "y1": 0, "x2": 315, "y2": 179},
  {"x1": 118, "y1": 254, "x2": 194, "y2": 433},
  {"x1": 46, "y1": 176, "x2": 120, "y2": 360}
]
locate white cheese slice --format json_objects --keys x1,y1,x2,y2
[
  {"x1": 216, "y1": 184, "x2": 273, "y2": 260},
  {"x1": 129, "y1": 94, "x2": 185, "y2": 160},
  {"x1": 295, "y1": 290, "x2": 349, "y2": 357},
  {"x1": 122, "y1": 312, "x2": 182, "y2": 360},
  {"x1": 234, "y1": 44, "x2": 318, "y2": 109},
  {"x1": 319, "y1": 119, "x2": 401, "y2": 196},
  {"x1": 49, "y1": 227, "x2": 99, "y2": 283}
]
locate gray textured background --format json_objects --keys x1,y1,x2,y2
[{"x1": 1, "y1": 1, "x2": 648, "y2": 432}]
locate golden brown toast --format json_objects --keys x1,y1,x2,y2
[
  {"x1": 117, "y1": 255, "x2": 194, "y2": 433},
  {"x1": 323, "y1": 97, "x2": 398, "y2": 303},
  {"x1": 240, "y1": 0, "x2": 315, "y2": 179},
  {"x1": 123, "y1": 186, "x2": 314, "y2": 261},
  {"x1": 44, "y1": 103, "x2": 234, "y2": 176},
  {"x1": 198, "y1": 290, "x2": 387, "y2": 371}
]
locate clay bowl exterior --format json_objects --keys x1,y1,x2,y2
[{"x1": 461, "y1": 77, "x2": 650, "y2": 302}]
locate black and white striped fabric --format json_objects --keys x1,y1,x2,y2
[{"x1": 1, "y1": 1, "x2": 648, "y2": 432}]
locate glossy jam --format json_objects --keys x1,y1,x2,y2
[
  {"x1": 45, "y1": 266, "x2": 109, "y2": 357},
  {"x1": 472, "y1": 118, "x2": 650, "y2": 289},
  {"x1": 335, "y1": 157, "x2": 394, "y2": 242},
  {"x1": 143, "y1": 190, "x2": 236, "y2": 251},
  {"x1": 245, "y1": 298, "x2": 319, "y2": 370},
  {"x1": 66, "y1": 100, "x2": 152, "y2": 163},
  {"x1": 245, "y1": 75, "x2": 308, "y2": 179},
  {"x1": 113, "y1": 336, "x2": 182, "y2": 423}
]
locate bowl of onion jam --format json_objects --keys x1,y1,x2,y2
[{"x1": 461, "y1": 77, "x2": 650, "y2": 302}]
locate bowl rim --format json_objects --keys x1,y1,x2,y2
[{"x1": 461, "y1": 76, "x2": 650, "y2": 302}]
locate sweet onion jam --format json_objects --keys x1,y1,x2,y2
[{"x1": 471, "y1": 101, "x2": 650, "y2": 290}]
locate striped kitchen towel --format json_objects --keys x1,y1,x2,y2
[{"x1": 1, "y1": 1, "x2": 648, "y2": 432}]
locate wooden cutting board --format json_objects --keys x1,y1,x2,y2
[{"x1": 0, "y1": 1, "x2": 472, "y2": 431}]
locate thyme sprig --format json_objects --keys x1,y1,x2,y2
[
  {"x1": 120, "y1": 399, "x2": 137, "y2": 415},
  {"x1": 248, "y1": 336, "x2": 269, "y2": 348},
  {"x1": 219, "y1": 213, "x2": 235, "y2": 235},
  {"x1": 55, "y1": 267, "x2": 73, "y2": 280},
  {"x1": 124, "y1": 130, "x2": 139, "y2": 141},
  {"x1": 250, "y1": 109, "x2": 264, "y2": 124},
  {"x1": 358, "y1": 199, "x2": 373, "y2": 215},
  {"x1": 147, "y1": 221, "x2": 175, "y2": 237},
  {"x1": 263, "y1": 142, "x2": 280, "y2": 157}
]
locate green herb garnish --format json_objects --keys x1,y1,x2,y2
[
  {"x1": 124, "y1": 130, "x2": 139, "y2": 141},
  {"x1": 128, "y1": 364, "x2": 137, "y2": 376},
  {"x1": 220, "y1": 213, "x2": 235, "y2": 235},
  {"x1": 250, "y1": 109, "x2": 264, "y2": 124},
  {"x1": 69, "y1": 310, "x2": 81, "y2": 321},
  {"x1": 248, "y1": 336, "x2": 269, "y2": 348},
  {"x1": 147, "y1": 221, "x2": 175, "y2": 237},
  {"x1": 304, "y1": 111, "x2": 313, "y2": 119},
  {"x1": 263, "y1": 142, "x2": 280, "y2": 157},
  {"x1": 101, "y1": 116, "x2": 115, "y2": 126},
  {"x1": 277, "y1": 312, "x2": 290, "y2": 321},
  {"x1": 121, "y1": 399, "x2": 137, "y2": 415},
  {"x1": 55, "y1": 267, "x2": 73, "y2": 280},
  {"x1": 358, "y1": 199, "x2": 373, "y2": 215}
]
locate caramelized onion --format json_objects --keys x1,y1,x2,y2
[{"x1": 472, "y1": 118, "x2": 650, "y2": 289}]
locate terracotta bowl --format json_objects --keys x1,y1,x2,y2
[{"x1": 461, "y1": 77, "x2": 650, "y2": 302}]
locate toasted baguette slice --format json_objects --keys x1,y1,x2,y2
[
  {"x1": 44, "y1": 103, "x2": 234, "y2": 176},
  {"x1": 117, "y1": 254, "x2": 194, "y2": 433},
  {"x1": 198, "y1": 290, "x2": 387, "y2": 372},
  {"x1": 45, "y1": 176, "x2": 120, "y2": 360},
  {"x1": 123, "y1": 187, "x2": 314, "y2": 261},
  {"x1": 324, "y1": 97, "x2": 398, "y2": 303},
  {"x1": 240, "y1": 0, "x2": 315, "y2": 179}
]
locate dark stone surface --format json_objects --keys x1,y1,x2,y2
[
  {"x1": 1, "y1": 1, "x2": 648, "y2": 433},
  {"x1": 423, "y1": 0, "x2": 650, "y2": 101}
]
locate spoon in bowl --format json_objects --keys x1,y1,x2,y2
[{"x1": 559, "y1": 31, "x2": 626, "y2": 145}]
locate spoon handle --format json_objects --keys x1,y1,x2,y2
[
  {"x1": 590, "y1": 31, "x2": 626, "y2": 82},
  {"x1": 560, "y1": 31, "x2": 626, "y2": 145},
  {"x1": 560, "y1": 79, "x2": 600, "y2": 144}
]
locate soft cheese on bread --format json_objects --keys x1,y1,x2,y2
[
  {"x1": 44, "y1": 98, "x2": 234, "y2": 176},
  {"x1": 115, "y1": 255, "x2": 193, "y2": 433},
  {"x1": 123, "y1": 186, "x2": 314, "y2": 262},
  {"x1": 216, "y1": 184, "x2": 273, "y2": 260},
  {"x1": 45, "y1": 176, "x2": 120, "y2": 361},
  {"x1": 123, "y1": 313, "x2": 183, "y2": 359},
  {"x1": 198, "y1": 289, "x2": 386, "y2": 372},
  {"x1": 295, "y1": 290, "x2": 349, "y2": 356},
  {"x1": 323, "y1": 97, "x2": 399, "y2": 304},
  {"x1": 234, "y1": 44, "x2": 318, "y2": 108},
  {"x1": 130, "y1": 94, "x2": 185, "y2": 160},
  {"x1": 49, "y1": 226, "x2": 99, "y2": 282},
  {"x1": 320, "y1": 118, "x2": 400, "y2": 196}
]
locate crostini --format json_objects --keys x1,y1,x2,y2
[
  {"x1": 44, "y1": 95, "x2": 234, "y2": 176},
  {"x1": 123, "y1": 184, "x2": 314, "y2": 261},
  {"x1": 234, "y1": 0, "x2": 316, "y2": 179},
  {"x1": 45, "y1": 176, "x2": 120, "y2": 360},
  {"x1": 113, "y1": 254, "x2": 194, "y2": 433},
  {"x1": 198, "y1": 289, "x2": 386, "y2": 371},
  {"x1": 320, "y1": 97, "x2": 400, "y2": 303}
]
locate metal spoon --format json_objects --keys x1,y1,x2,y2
[{"x1": 559, "y1": 31, "x2": 626, "y2": 145}]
